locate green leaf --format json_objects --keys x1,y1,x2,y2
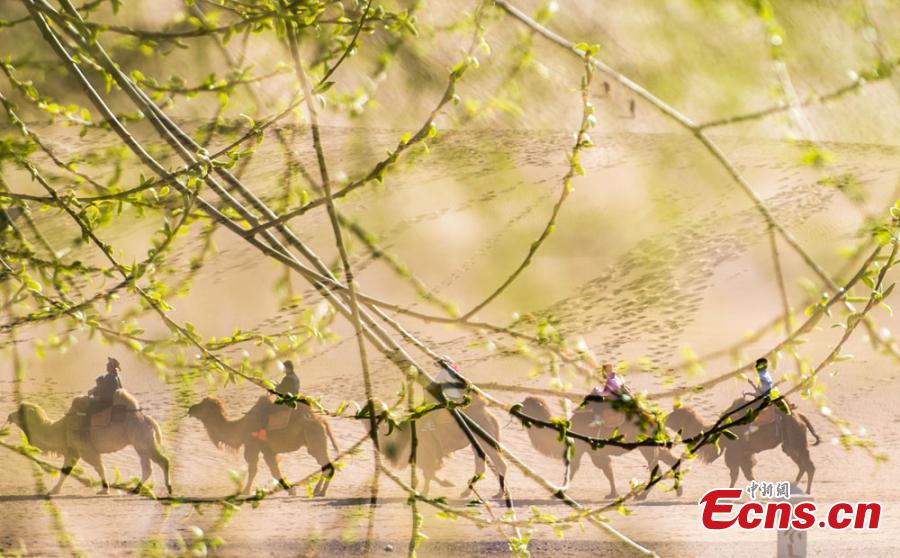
[{"x1": 314, "y1": 81, "x2": 335, "y2": 94}]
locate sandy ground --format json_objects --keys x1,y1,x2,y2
[{"x1": 1, "y1": 130, "x2": 899, "y2": 557}]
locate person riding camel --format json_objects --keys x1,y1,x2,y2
[
  {"x1": 583, "y1": 363, "x2": 630, "y2": 406},
  {"x1": 753, "y1": 357, "x2": 774, "y2": 397},
  {"x1": 577, "y1": 362, "x2": 639, "y2": 432},
  {"x1": 276, "y1": 360, "x2": 300, "y2": 396},
  {"x1": 748, "y1": 357, "x2": 779, "y2": 435},
  {"x1": 88, "y1": 357, "x2": 123, "y2": 414},
  {"x1": 429, "y1": 356, "x2": 467, "y2": 404},
  {"x1": 251, "y1": 360, "x2": 300, "y2": 442},
  {"x1": 83, "y1": 357, "x2": 124, "y2": 430}
]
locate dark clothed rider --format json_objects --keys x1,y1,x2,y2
[
  {"x1": 251, "y1": 360, "x2": 300, "y2": 441},
  {"x1": 88, "y1": 357, "x2": 123, "y2": 413},
  {"x1": 276, "y1": 360, "x2": 300, "y2": 395}
]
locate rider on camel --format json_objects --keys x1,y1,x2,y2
[
  {"x1": 583, "y1": 363, "x2": 630, "y2": 406},
  {"x1": 251, "y1": 360, "x2": 300, "y2": 442},
  {"x1": 748, "y1": 357, "x2": 780, "y2": 435},
  {"x1": 88, "y1": 357, "x2": 123, "y2": 413},
  {"x1": 754, "y1": 357, "x2": 774, "y2": 397}
]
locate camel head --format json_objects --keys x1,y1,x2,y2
[
  {"x1": 666, "y1": 407, "x2": 721, "y2": 463},
  {"x1": 6, "y1": 403, "x2": 49, "y2": 440},
  {"x1": 519, "y1": 396, "x2": 566, "y2": 458},
  {"x1": 520, "y1": 396, "x2": 552, "y2": 420},
  {"x1": 188, "y1": 397, "x2": 243, "y2": 450},
  {"x1": 187, "y1": 397, "x2": 226, "y2": 422}
]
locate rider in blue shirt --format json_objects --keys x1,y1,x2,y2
[{"x1": 755, "y1": 357, "x2": 774, "y2": 396}]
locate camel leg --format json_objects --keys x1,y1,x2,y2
[
  {"x1": 654, "y1": 448, "x2": 684, "y2": 496},
  {"x1": 591, "y1": 453, "x2": 618, "y2": 499},
  {"x1": 459, "y1": 451, "x2": 486, "y2": 499},
  {"x1": 639, "y1": 447, "x2": 660, "y2": 471},
  {"x1": 457, "y1": 409, "x2": 506, "y2": 499},
  {"x1": 50, "y1": 452, "x2": 79, "y2": 496},
  {"x1": 636, "y1": 447, "x2": 660, "y2": 500},
  {"x1": 567, "y1": 448, "x2": 584, "y2": 485},
  {"x1": 787, "y1": 449, "x2": 815, "y2": 494},
  {"x1": 82, "y1": 451, "x2": 109, "y2": 494},
  {"x1": 725, "y1": 450, "x2": 742, "y2": 488},
  {"x1": 307, "y1": 425, "x2": 335, "y2": 497},
  {"x1": 315, "y1": 463, "x2": 335, "y2": 497},
  {"x1": 262, "y1": 450, "x2": 293, "y2": 496},
  {"x1": 243, "y1": 446, "x2": 260, "y2": 495},
  {"x1": 133, "y1": 454, "x2": 152, "y2": 495},
  {"x1": 149, "y1": 447, "x2": 172, "y2": 495},
  {"x1": 311, "y1": 475, "x2": 325, "y2": 497},
  {"x1": 805, "y1": 460, "x2": 815, "y2": 494},
  {"x1": 739, "y1": 458, "x2": 755, "y2": 483},
  {"x1": 777, "y1": 418, "x2": 816, "y2": 494},
  {"x1": 311, "y1": 461, "x2": 335, "y2": 497},
  {"x1": 422, "y1": 470, "x2": 433, "y2": 497},
  {"x1": 728, "y1": 464, "x2": 740, "y2": 488},
  {"x1": 484, "y1": 444, "x2": 507, "y2": 499},
  {"x1": 310, "y1": 442, "x2": 333, "y2": 497},
  {"x1": 458, "y1": 446, "x2": 504, "y2": 500}
]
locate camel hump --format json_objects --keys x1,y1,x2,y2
[
  {"x1": 579, "y1": 400, "x2": 626, "y2": 429},
  {"x1": 571, "y1": 404, "x2": 596, "y2": 418},
  {"x1": 111, "y1": 389, "x2": 141, "y2": 410},
  {"x1": 577, "y1": 399, "x2": 611, "y2": 417},
  {"x1": 67, "y1": 395, "x2": 93, "y2": 415},
  {"x1": 245, "y1": 395, "x2": 271, "y2": 419}
]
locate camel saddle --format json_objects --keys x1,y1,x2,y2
[
  {"x1": 89, "y1": 404, "x2": 135, "y2": 430},
  {"x1": 267, "y1": 407, "x2": 293, "y2": 431},
  {"x1": 63, "y1": 392, "x2": 140, "y2": 444},
  {"x1": 90, "y1": 406, "x2": 113, "y2": 428}
]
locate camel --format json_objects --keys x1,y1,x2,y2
[
  {"x1": 666, "y1": 398, "x2": 821, "y2": 493},
  {"x1": 5, "y1": 390, "x2": 171, "y2": 495},
  {"x1": 378, "y1": 399, "x2": 508, "y2": 498},
  {"x1": 188, "y1": 396, "x2": 339, "y2": 496},
  {"x1": 520, "y1": 396, "x2": 682, "y2": 499}
]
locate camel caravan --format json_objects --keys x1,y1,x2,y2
[{"x1": 4, "y1": 355, "x2": 821, "y2": 498}]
